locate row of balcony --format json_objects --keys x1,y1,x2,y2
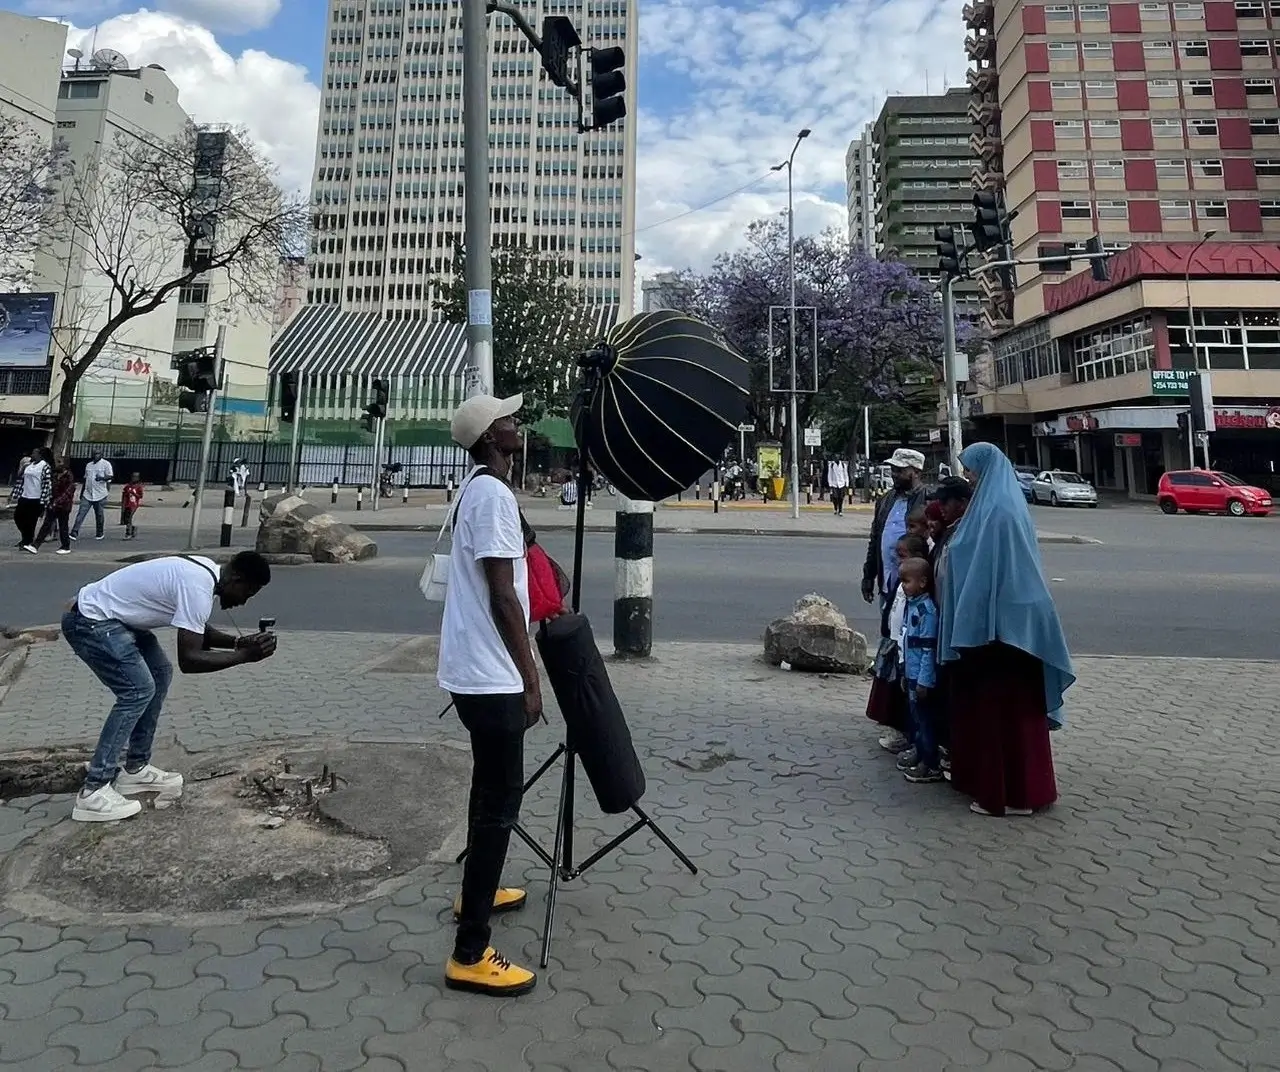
[
  {"x1": 965, "y1": 31, "x2": 995, "y2": 63},
  {"x1": 963, "y1": 0, "x2": 993, "y2": 31}
]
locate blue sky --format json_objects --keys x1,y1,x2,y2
[{"x1": 18, "y1": 0, "x2": 968, "y2": 272}]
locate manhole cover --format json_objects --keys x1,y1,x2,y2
[{"x1": 2, "y1": 738, "x2": 472, "y2": 924}]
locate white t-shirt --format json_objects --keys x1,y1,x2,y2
[
  {"x1": 437, "y1": 473, "x2": 530, "y2": 696},
  {"x1": 82, "y1": 459, "x2": 114, "y2": 502},
  {"x1": 77, "y1": 555, "x2": 219, "y2": 634},
  {"x1": 888, "y1": 583, "x2": 908, "y2": 665},
  {"x1": 20, "y1": 460, "x2": 48, "y2": 500}
]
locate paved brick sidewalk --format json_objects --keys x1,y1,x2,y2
[{"x1": 1, "y1": 636, "x2": 1277, "y2": 1070}]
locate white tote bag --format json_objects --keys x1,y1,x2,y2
[{"x1": 418, "y1": 468, "x2": 483, "y2": 602}]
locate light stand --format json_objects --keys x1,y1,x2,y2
[{"x1": 453, "y1": 344, "x2": 697, "y2": 969}]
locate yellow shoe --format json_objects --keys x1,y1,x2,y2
[
  {"x1": 452, "y1": 887, "x2": 527, "y2": 919},
  {"x1": 445, "y1": 947, "x2": 537, "y2": 996}
]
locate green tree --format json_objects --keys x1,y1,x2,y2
[{"x1": 436, "y1": 237, "x2": 602, "y2": 422}]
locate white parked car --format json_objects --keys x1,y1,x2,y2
[{"x1": 1031, "y1": 470, "x2": 1098, "y2": 507}]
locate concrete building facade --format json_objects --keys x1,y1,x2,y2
[
  {"x1": 844, "y1": 126, "x2": 876, "y2": 254},
  {"x1": 306, "y1": 0, "x2": 639, "y2": 320}
]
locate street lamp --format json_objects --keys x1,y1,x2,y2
[
  {"x1": 771, "y1": 127, "x2": 810, "y2": 521},
  {"x1": 1185, "y1": 229, "x2": 1216, "y2": 469}
]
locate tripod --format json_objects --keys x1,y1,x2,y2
[{"x1": 455, "y1": 346, "x2": 697, "y2": 969}]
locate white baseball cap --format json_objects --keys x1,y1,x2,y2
[
  {"x1": 888, "y1": 448, "x2": 926, "y2": 470},
  {"x1": 450, "y1": 393, "x2": 523, "y2": 450}
]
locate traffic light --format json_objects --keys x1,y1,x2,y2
[
  {"x1": 360, "y1": 378, "x2": 389, "y2": 434},
  {"x1": 588, "y1": 46, "x2": 626, "y2": 129},
  {"x1": 279, "y1": 371, "x2": 298, "y2": 423},
  {"x1": 540, "y1": 16, "x2": 581, "y2": 89},
  {"x1": 934, "y1": 225, "x2": 961, "y2": 278},
  {"x1": 1188, "y1": 371, "x2": 1215, "y2": 433},
  {"x1": 1085, "y1": 234, "x2": 1110, "y2": 282},
  {"x1": 176, "y1": 347, "x2": 218, "y2": 413},
  {"x1": 970, "y1": 190, "x2": 1003, "y2": 252}
]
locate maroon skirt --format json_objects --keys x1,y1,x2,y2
[
  {"x1": 947, "y1": 642, "x2": 1058, "y2": 815},
  {"x1": 866, "y1": 675, "x2": 909, "y2": 733}
]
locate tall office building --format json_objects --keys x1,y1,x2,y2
[
  {"x1": 307, "y1": 0, "x2": 639, "y2": 320},
  {"x1": 844, "y1": 126, "x2": 876, "y2": 254},
  {"x1": 871, "y1": 90, "x2": 983, "y2": 313}
]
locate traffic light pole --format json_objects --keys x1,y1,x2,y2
[
  {"x1": 287, "y1": 371, "x2": 304, "y2": 494},
  {"x1": 371, "y1": 415, "x2": 384, "y2": 512},
  {"x1": 462, "y1": 0, "x2": 494, "y2": 398},
  {"x1": 940, "y1": 276, "x2": 964, "y2": 475},
  {"x1": 187, "y1": 324, "x2": 226, "y2": 551}
]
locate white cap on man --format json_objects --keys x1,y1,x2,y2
[
  {"x1": 450, "y1": 393, "x2": 523, "y2": 450},
  {"x1": 887, "y1": 448, "x2": 926, "y2": 471}
]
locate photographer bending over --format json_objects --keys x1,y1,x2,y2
[{"x1": 61, "y1": 551, "x2": 276, "y2": 823}]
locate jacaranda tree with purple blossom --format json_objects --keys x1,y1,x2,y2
[{"x1": 666, "y1": 217, "x2": 964, "y2": 459}]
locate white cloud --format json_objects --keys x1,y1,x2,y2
[
  {"x1": 23, "y1": 0, "x2": 281, "y2": 34},
  {"x1": 65, "y1": 11, "x2": 318, "y2": 193}
]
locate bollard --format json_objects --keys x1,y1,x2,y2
[
  {"x1": 241, "y1": 493, "x2": 252, "y2": 528},
  {"x1": 331, "y1": 480, "x2": 338, "y2": 506},
  {"x1": 446, "y1": 475, "x2": 454, "y2": 504},
  {"x1": 402, "y1": 483, "x2": 409, "y2": 504},
  {"x1": 219, "y1": 479, "x2": 235, "y2": 547},
  {"x1": 356, "y1": 487, "x2": 364, "y2": 511},
  {"x1": 713, "y1": 478, "x2": 721, "y2": 514},
  {"x1": 257, "y1": 481, "x2": 265, "y2": 492},
  {"x1": 806, "y1": 483, "x2": 812, "y2": 506},
  {"x1": 695, "y1": 481, "x2": 701, "y2": 500},
  {"x1": 614, "y1": 496, "x2": 654, "y2": 657}
]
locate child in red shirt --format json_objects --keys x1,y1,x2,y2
[{"x1": 120, "y1": 474, "x2": 143, "y2": 540}]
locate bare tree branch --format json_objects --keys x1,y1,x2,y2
[{"x1": 0, "y1": 113, "x2": 68, "y2": 291}]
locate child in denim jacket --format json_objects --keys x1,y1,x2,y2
[{"x1": 898, "y1": 556, "x2": 942, "y2": 783}]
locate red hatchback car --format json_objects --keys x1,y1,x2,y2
[{"x1": 1157, "y1": 469, "x2": 1273, "y2": 516}]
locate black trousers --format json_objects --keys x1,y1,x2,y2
[
  {"x1": 14, "y1": 498, "x2": 42, "y2": 545},
  {"x1": 452, "y1": 691, "x2": 526, "y2": 963},
  {"x1": 35, "y1": 508, "x2": 70, "y2": 550},
  {"x1": 832, "y1": 487, "x2": 846, "y2": 514}
]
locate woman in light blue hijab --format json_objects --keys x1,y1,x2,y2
[{"x1": 937, "y1": 442, "x2": 1075, "y2": 817}]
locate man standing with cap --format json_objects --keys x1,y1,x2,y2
[
  {"x1": 861, "y1": 448, "x2": 928, "y2": 751},
  {"x1": 438, "y1": 392, "x2": 541, "y2": 997}
]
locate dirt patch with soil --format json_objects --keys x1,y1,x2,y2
[{"x1": 3, "y1": 738, "x2": 472, "y2": 923}]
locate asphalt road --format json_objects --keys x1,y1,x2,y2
[{"x1": 2, "y1": 505, "x2": 1276, "y2": 658}]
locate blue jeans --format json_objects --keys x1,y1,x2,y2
[
  {"x1": 71, "y1": 499, "x2": 106, "y2": 538},
  {"x1": 61, "y1": 608, "x2": 173, "y2": 789},
  {"x1": 907, "y1": 681, "x2": 939, "y2": 770}
]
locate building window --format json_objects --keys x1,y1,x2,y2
[
  {"x1": 1048, "y1": 42, "x2": 1078, "y2": 59},
  {"x1": 1082, "y1": 42, "x2": 1114, "y2": 57},
  {"x1": 1148, "y1": 79, "x2": 1179, "y2": 97},
  {"x1": 1168, "y1": 309, "x2": 1280, "y2": 370},
  {"x1": 1157, "y1": 158, "x2": 1189, "y2": 178},
  {"x1": 1086, "y1": 80, "x2": 1118, "y2": 98},
  {"x1": 1097, "y1": 200, "x2": 1129, "y2": 219},
  {"x1": 1051, "y1": 81, "x2": 1082, "y2": 98},
  {"x1": 1233, "y1": 0, "x2": 1264, "y2": 14},
  {"x1": 1089, "y1": 119, "x2": 1121, "y2": 137},
  {"x1": 1093, "y1": 159, "x2": 1125, "y2": 178},
  {"x1": 1144, "y1": 40, "x2": 1174, "y2": 56},
  {"x1": 1196, "y1": 199, "x2": 1228, "y2": 218},
  {"x1": 174, "y1": 318, "x2": 206, "y2": 341},
  {"x1": 1173, "y1": 1, "x2": 1205, "y2": 15},
  {"x1": 1160, "y1": 199, "x2": 1193, "y2": 218},
  {"x1": 994, "y1": 319, "x2": 1062, "y2": 387},
  {"x1": 1058, "y1": 160, "x2": 1088, "y2": 180},
  {"x1": 1185, "y1": 79, "x2": 1214, "y2": 96},
  {"x1": 1262, "y1": 200, "x2": 1280, "y2": 217},
  {"x1": 1188, "y1": 117, "x2": 1219, "y2": 136},
  {"x1": 1244, "y1": 79, "x2": 1277, "y2": 96},
  {"x1": 1140, "y1": 1, "x2": 1167, "y2": 15},
  {"x1": 1192, "y1": 159, "x2": 1224, "y2": 177},
  {"x1": 1061, "y1": 200, "x2": 1093, "y2": 219},
  {"x1": 1240, "y1": 40, "x2": 1272, "y2": 57},
  {"x1": 178, "y1": 282, "x2": 210, "y2": 304},
  {"x1": 1250, "y1": 117, "x2": 1280, "y2": 135},
  {"x1": 1256, "y1": 159, "x2": 1280, "y2": 176},
  {"x1": 1079, "y1": 3, "x2": 1109, "y2": 17},
  {"x1": 1045, "y1": 4, "x2": 1076, "y2": 18},
  {"x1": 1054, "y1": 119, "x2": 1086, "y2": 135},
  {"x1": 1153, "y1": 118, "x2": 1183, "y2": 137},
  {"x1": 56, "y1": 120, "x2": 76, "y2": 129},
  {"x1": 1179, "y1": 40, "x2": 1210, "y2": 57},
  {"x1": 59, "y1": 81, "x2": 102, "y2": 99},
  {"x1": 1072, "y1": 317, "x2": 1155, "y2": 383}
]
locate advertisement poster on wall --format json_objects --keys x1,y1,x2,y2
[{"x1": 0, "y1": 293, "x2": 56, "y2": 368}]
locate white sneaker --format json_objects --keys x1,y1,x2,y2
[
  {"x1": 115, "y1": 764, "x2": 184, "y2": 798},
  {"x1": 878, "y1": 730, "x2": 910, "y2": 753},
  {"x1": 56, "y1": 548, "x2": 71, "y2": 555},
  {"x1": 20, "y1": 544, "x2": 37, "y2": 555},
  {"x1": 72, "y1": 784, "x2": 143, "y2": 823}
]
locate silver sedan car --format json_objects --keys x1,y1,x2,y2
[{"x1": 1030, "y1": 470, "x2": 1098, "y2": 507}]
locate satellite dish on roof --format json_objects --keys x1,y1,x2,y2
[
  {"x1": 90, "y1": 48, "x2": 130, "y2": 70},
  {"x1": 147, "y1": 63, "x2": 166, "y2": 71}
]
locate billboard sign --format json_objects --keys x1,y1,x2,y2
[{"x1": 0, "y1": 293, "x2": 56, "y2": 369}]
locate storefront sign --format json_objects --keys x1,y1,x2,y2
[
  {"x1": 1064, "y1": 413, "x2": 1099, "y2": 432},
  {"x1": 1213, "y1": 407, "x2": 1280, "y2": 430},
  {"x1": 1150, "y1": 370, "x2": 1190, "y2": 396},
  {"x1": 1114, "y1": 433, "x2": 1142, "y2": 447}
]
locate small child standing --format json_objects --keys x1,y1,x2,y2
[
  {"x1": 120, "y1": 474, "x2": 143, "y2": 540},
  {"x1": 898, "y1": 556, "x2": 943, "y2": 784},
  {"x1": 868, "y1": 534, "x2": 931, "y2": 753}
]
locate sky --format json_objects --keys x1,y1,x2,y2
[{"x1": 12, "y1": 0, "x2": 969, "y2": 277}]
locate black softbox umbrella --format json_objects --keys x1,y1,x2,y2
[{"x1": 571, "y1": 310, "x2": 750, "y2": 501}]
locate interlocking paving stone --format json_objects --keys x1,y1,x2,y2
[{"x1": 1, "y1": 637, "x2": 1278, "y2": 1070}]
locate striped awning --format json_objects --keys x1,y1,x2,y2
[{"x1": 269, "y1": 304, "x2": 623, "y2": 380}]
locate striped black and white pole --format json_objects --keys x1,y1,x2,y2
[
  {"x1": 219, "y1": 477, "x2": 235, "y2": 547},
  {"x1": 613, "y1": 496, "x2": 653, "y2": 657},
  {"x1": 356, "y1": 487, "x2": 364, "y2": 511},
  {"x1": 331, "y1": 479, "x2": 338, "y2": 505}
]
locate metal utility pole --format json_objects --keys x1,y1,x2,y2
[
  {"x1": 1185, "y1": 229, "x2": 1216, "y2": 469},
  {"x1": 286, "y1": 371, "x2": 304, "y2": 494},
  {"x1": 371, "y1": 412, "x2": 384, "y2": 512},
  {"x1": 771, "y1": 129, "x2": 810, "y2": 521},
  {"x1": 187, "y1": 324, "x2": 226, "y2": 550},
  {"x1": 462, "y1": 0, "x2": 494, "y2": 397},
  {"x1": 862, "y1": 404, "x2": 871, "y2": 502},
  {"x1": 940, "y1": 275, "x2": 964, "y2": 474}
]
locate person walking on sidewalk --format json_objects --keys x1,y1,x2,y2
[
  {"x1": 438, "y1": 392, "x2": 541, "y2": 998},
  {"x1": 860, "y1": 448, "x2": 928, "y2": 751},
  {"x1": 120, "y1": 474, "x2": 144, "y2": 540},
  {"x1": 71, "y1": 450, "x2": 113, "y2": 542},
  {"x1": 62, "y1": 551, "x2": 276, "y2": 823},
  {"x1": 32, "y1": 456, "x2": 76, "y2": 555},
  {"x1": 827, "y1": 457, "x2": 849, "y2": 516},
  {"x1": 12, "y1": 447, "x2": 51, "y2": 552}
]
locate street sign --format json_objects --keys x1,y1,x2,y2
[
  {"x1": 803, "y1": 426, "x2": 821, "y2": 448},
  {"x1": 737, "y1": 423, "x2": 753, "y2": 433},
  {"x1": 1150, "y1": 369, "x2": 1190, "y2": 396}
]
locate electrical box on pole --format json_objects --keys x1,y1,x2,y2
[{"x1": 588, "y1": 46, "x2": 626, "y2": 129}]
